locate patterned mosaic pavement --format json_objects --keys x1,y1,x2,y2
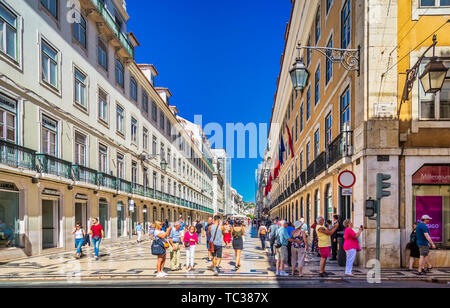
[{"x1": 0, "y1": 227, "x2": 449, "y2": 284}]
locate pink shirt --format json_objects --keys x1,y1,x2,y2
[
  {"x1": 184, "y1": 232, "x2": 198, "y2": 246},
  {"x1": 343, "y1": 228, "x2": 361, "y2": 251}
]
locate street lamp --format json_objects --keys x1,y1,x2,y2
[
  {"x1": 289, "y1": 57, "x2": 310, "y2": 92},
  {"x1": 160, "y1": 158, "x2": 168, "y2": 172},
  {"x1": 419, "y1": 56, "x2": 448, "y2": 94}
]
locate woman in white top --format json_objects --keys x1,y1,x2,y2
[
  {"x1": 71, "y1": 223, "x2": 86, "y2": 259},
  {"x1": 154, "y1": 221, "x2": 173, "y2": 278}
]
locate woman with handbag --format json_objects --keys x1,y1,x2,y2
[
  {"x1": 406, "y1": 223, "x2": 421, "y2": 271},
  {"x1": 231, "y1": 220, "x2": 245, "y2": 271},
  {"x1": 184, "y1": 226, "x2": 199, "y2": 272},
  {"x1": 152, "y1": 221, "x2": 173, "y2": 278},
  {"x1": 89, "y1": 218, "x2": 104, "y2": 261},
  {"x1": 71, "y1": 222, "x2": 85, "y2": 259}
]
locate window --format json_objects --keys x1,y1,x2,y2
[
  {"x1": 115, "y1": 59, "x2": 124, "y2": 88},
  {"x1": 0, "y1": 94, "x2": 16, "y2": 142},
  {"x1": 341, "y1": 87, "x2": 351, "y2": 131},
  {"x1": 130, "y1": 77, "x2": 137, "y2": 102},
  {"x1": 131, "y1": 117, "x2": 137, "y2": 143},
  {"x1": 152, "y1": 136, "x2": 157, "y2": 155},
  {"x1": 315, "y1": 65, "x2": 321, "y2": 105},
  {"x1": 151, "y1": 101, "x2": 157, "y2": 121},
  {"x1": 160, "y1": 143, "x2": 165, "y2": 161},
  {"x1": 306, "y1": 142, "x2": 311, "y2": 166},
  {"x1": 314, "y1": 129, "x2": 320, "y2": 158},
  {"x1": 73, "y1": 15, "x2": 86, "y2": 48},
  {"x1": 341, "y1": 0, "x2": 351, "y2": 49},
  {"x1": 40, "y1": 0, "x2": 57, "y2": 19},
  {"x1": 99, "y1": 144, "x2": 107, "y2": 173},
  {"x1": 116, "y1": 105, "x2": 124, "y2": 134},
  {"x1": 419, "y1": 60, "x2": 450, "y2": 120},
  {"x1": 306, "y1": 36, "x2": 312, "y2": 67},
  {"x1": 74, "y1": 68, "x2": 87, "y2": 108},
  {"x1": 41, "y1": 115, "x2": 57, "y2": 156},
  {"x1": 0, "y1": 3, "x2": 18, "y2": 60},
  {"x1": 97, "y1": 39, "x2": 108, "y2": 71},
  {"x1": 167, "y1": 120, "x2": 172, "y2": 137},
  {"x1": 306, "y1": 88, "x2": 311, "y2": 120},
  {"x1": 315, "y1": 5, "x2": 321, "y2": 45},
  {"x1": 325, "y1": 112, "x2": 332, "y2": 147},
  {"x1": 326, "y1": 0, "x2": 333, "y2": 14},
  {"x1": 74, "y1": 132, "x2": 86, "y2": 166},
  {"x1": 143, "y1": 127, "x2": 148, "y2": 150},
  {"x1": 131, "y1": 161, "x2": 137, "y2": 184},
  {"x1": 300, "y1": 103, "x2": 304, "y2": 132},
  {"x1": 326, "y1": 37, "x2": 333, "y2": 85},
  {"x1": 160, "y1": 111, "x2": 165, "y2": 130},
  {"x1": 117, "y1": 153, "x2": 124, "y2": 179},
  {"x1": 98, "y1": 88, "x2": 108, "y2": 123},
  {"x1": 41, "y1": 40, "x2": 58, "y2": 89},
  {"x1": 142, "y1": 91, "x2": 149, "y2": 113},
  {"x1": 300, "y1": 151, "x2": 304, "y2": 173},
  {"x1": 420, "y1": 0, "x2": 450, "y2": 7}
]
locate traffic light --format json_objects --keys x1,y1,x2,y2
[
  {"x1": 377, "y1": 173, "x2": 391, "y2": 199},
  {"x1": 365, "y1": 199, "x2": 376, "y2": 217}
]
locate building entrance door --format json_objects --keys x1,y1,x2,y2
[
  {"x1": 42, "y1": 200, "x2": 58, "y2": 249},
  {"x1": 75, "y1": 202, "x2": 88, "y2": 230}
]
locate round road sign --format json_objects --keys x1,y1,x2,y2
[{"x1": 338, "y1": 170, "x2": 356, "y2": 188}]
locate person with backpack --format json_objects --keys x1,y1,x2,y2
[
  {"x1": 258, "y1": 224, "x2": 268, "y2": 250},
  {"x1": 71, "y1": 222, "x2": 85, "y2": 259},
  {"x1": 274, "y1": 221, "x2": 291, "y2": 276},
  {"x1": 406, "y1": 223, "x2": 420, "y2": 271},
  {"x1": 208, "y1": 215, "x2": 226, "y2": 276},
  {"x1": 268, "y1": 220, "x2": 279, "y2": 256},
  {"x1": 152, "y1": 221, "x2": 173, "y2": 278}
]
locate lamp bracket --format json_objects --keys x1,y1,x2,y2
[{"x1": 298, "y1": 44, "x2": 360, "y2": 74}]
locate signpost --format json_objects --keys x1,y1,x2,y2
[{"x1": 338, "y1": 170, "x2": 356, "y2": 189}]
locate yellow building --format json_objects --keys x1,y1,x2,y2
[{"x1": 260, "y1": 0, "x2": 450, "y2": 267}]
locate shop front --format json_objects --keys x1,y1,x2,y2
[
  {"x1": 0, "y1": 182, "x2": 19, "y2": 249},
  {"x1": 411, "y1": 164, "x2": 450, "y2": 266}
]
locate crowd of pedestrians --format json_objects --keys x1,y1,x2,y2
[{"x1": 69, "y1": 212, "x2": 437, "y2": 279}]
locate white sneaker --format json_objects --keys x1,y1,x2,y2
[
  {"x1": 280, "y1": 271, "x2": 289, "y2": 276},
  {"x1": 156, "y1": 272, "x2": 163, "y2": 278},
  {"x1": 276, "y1": 270, "x2": 280, "y2": 276},
  {"x1": 161, "y1": 272, "x2": 168, "y2": 277}
]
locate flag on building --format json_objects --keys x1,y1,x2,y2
[{"x1": 286, "y1": 125, "x2": 295, "y2": 159}]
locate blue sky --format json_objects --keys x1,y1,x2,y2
[{"x1": 127, "y1": 0, "x2": 292, "y2": 202}]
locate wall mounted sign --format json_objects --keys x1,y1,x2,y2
[
  {"x1": 412, "y1": 165, "x2": 450, "y2": 185},
  {"x1": 415, "y1": 196, "x2": 443, "y2": 243},
  {"x1": 42, "y1": 188, "x2": 60, "y2": 196},
  {"x1": 0, "y1": 182, "x2": 18, "y2": 192},
  {"x1": 75, "y1": 193, "x2": 88, "y2": 200},
  {"x1": 338, "y1": 170, "x2": 356, "y2": 188},
  {"x1": 342, "y1": 188, "x2": 353, "y2": 196}
]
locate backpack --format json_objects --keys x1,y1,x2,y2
[{"x1": 274, "y1": 229, "x2": 282, "y2": 248}]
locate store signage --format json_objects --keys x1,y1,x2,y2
[
  {"x1": 75, "y1": 193, "x2": 88, "y2": 200},
  {"x1": 42, "y1": 188, "x2": 60, "y2": 196},
  {"x1": 416, "y1": 196, "x2": 443, "y2": 243},
  {"x1": 338, "y1": 170, "x2": 356, "y2": 188},
  {"x1": 129, "y1": 200, "x2": 135, "y2": 212},
  {"x1": 0, "y1": 182, "x2": 18, "y2": 192},
  {"x1": 412, "y1": 165, "x2": 450, "y2": 185}
]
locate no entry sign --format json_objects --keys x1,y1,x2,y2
[{"x1": 338, "y1": 170, "x2": 356, "y2": 188}]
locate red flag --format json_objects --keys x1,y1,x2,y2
[
  {"x1": 286, "y1": 125, "x2": 295, "y2": 159},
  {"x1": 268, "y1": 173, "x2": 273, "y2": 191}
]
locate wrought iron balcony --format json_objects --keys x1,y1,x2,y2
[
  {"x1": 73, "y1": 165, "x2": 98, "y2": 185},
  {"x1": 327, "y1": 133, "x2": 345, "y2": 167},
  {"x1": 97, "y1": 172, "x2": 117, "y2": 190},
  {"x1": 36, "y1": 154, "x2": 73, "y2": 179},
  {"x1": 315, "y1": 152, "x2": 327, "y2": 176},
  {"x1": 0, "y1": 139, "x2": 35, "y2": 170}
]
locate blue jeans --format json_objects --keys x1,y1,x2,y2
[
  {"x1": 92, "y1": 238, "x2": 101, "y2": 257},
  {"x1": 75, "y1": 238, "x2": 84, "y2": 254}
]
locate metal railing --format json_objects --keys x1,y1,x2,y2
[
  {"x1": 73, "y1": 165, "x2": 98, "y2": 185},
  {"x1": 0, "y1": 139, "x2": 35, "y2": 170},
  {"x1": 98, "y1": 172, "x2": 117, "y2": 190},
  {"x1": 36, "y1": 154, "x2": 73, "y2": 179}
]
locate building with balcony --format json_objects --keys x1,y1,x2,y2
[
  {"x1": 258, "y1": 0, "x2": 450, "y2": 268},
  {"x1": 0, "y1": 0, "x2": 215, "y2": 260}
]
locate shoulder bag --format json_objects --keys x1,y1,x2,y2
[{"x1": 208, "y1": 224, "x2": 220, "y2": 253}]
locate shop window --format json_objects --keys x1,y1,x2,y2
[
  {"x1": 99, "y1": 202, "x2": 108, "y2": 238},
  {"x1": 0, "y1": 189, "x2": 19, "y2": 248}
]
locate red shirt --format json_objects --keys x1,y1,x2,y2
[{"x1": 90, "y1": 224, "x2": 103, "y2": 238}]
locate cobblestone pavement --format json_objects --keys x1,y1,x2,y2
[{"x1": 0, "y1": 226, "x2": 449, "y2": 285}]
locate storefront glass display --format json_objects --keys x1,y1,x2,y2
[{"x1": 0, "y1": 190, "x2": 19, "y2": 248}]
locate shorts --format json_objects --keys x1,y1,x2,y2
[
  {"x1": 419, "y1": 246, "x2": 430, "y2": 257},
  {"x1": 291, "y1": 247, "x2": 306, "y2": 267},
  {"x1": 212, "y1": 245, "x2": 223, "y2": 259},
  {"x1": 319, "y1": 247, "x2": 331, "y2": 259},
  {"x1": 275, "y1": 245, "x2": 288, "y2": 262}
]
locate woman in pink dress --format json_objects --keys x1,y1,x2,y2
[{"x1": 223, "y1": 221, "x2": 232, "y2": 248}]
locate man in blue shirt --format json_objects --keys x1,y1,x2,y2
[
  {"x1": 415, "y1": 215, "x2": 436, "y2": 276},
  {"x1": 168, "y1": 222, "x2": 182, "y2": 271},
  {"x1": 275, "y1": 221, "x2": 291, "y2": 276}
]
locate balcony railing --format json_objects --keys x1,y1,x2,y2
[
  {"x1": 98, "y1": 172, "x2": 117, "y2": 190},
  {"x1": 73, "y1": 165, "x2": 98, "y2": 185},
  {"x1": 327, "y1": 133, "x2": 345, "y2": 167},
  {"x1": 0, "y1": 139, "x2": 35, "y2": 170},
  {"x1": 118, "y1": 179, "x2": 132, "y2": 194},
  {"x1": 89, "y1": 0, "x2": 135, "y2": 59},
  {"x1": 315, "y1": 152, "x2": 327, "y2": 176},
  {"x1": 36, "y1": 154, "x2": 73, "y2": 179}
]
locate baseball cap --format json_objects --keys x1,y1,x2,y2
[{"x1": 421, "y1": 215, "x2": 432, "y2": 220}]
